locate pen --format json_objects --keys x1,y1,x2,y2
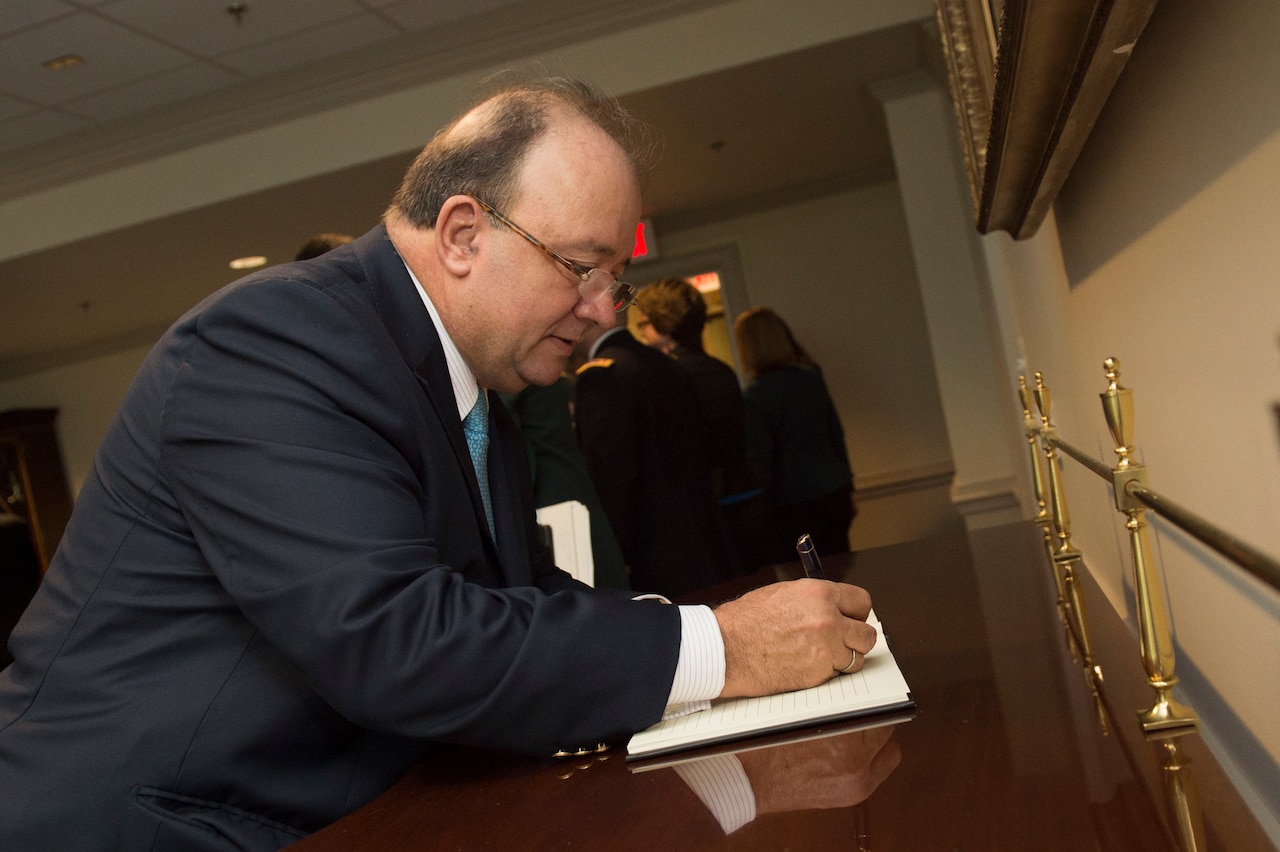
[{"x1": 796, "y1": 533, "x2": 826, "y2": 580}]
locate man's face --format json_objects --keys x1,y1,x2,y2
[{"x1": 454, "y1": 114, "x2": 641, "y2": 393}]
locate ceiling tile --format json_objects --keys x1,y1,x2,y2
[
  {"x1": 0, "y1": 94, "x2": 36, "y2": 122},
  {"x1": 62, "y1": 61, "x2": 241, "y2": 122},
  {"x1": 0, "y1": 12, "x2": 193, "y2": 106},
  {"x1": 95, "y1": 0, "x2": 372, "y2": 57},
  {"x1": 0, "y1": 108, "x2": 92, "y2": 152},
  {"x1": 377, "y1": 0, "x2": 521, "y2": 29},
  {"x1": 218, "y1": 13, "x2": 401, "y2": 78},
  {"x1": 3, "y1": 0, "x2": 76, "y2": 33}
]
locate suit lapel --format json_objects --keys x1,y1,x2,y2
[
  {"x1": 412, "y1": 357, "x2": 494, "y2": 553},
  {"x1": 353, "y1": 227, "x2": 505, "y2": 571},
  {"x1": 486, "y1": 399, "x2": 536, "y2": 587}
]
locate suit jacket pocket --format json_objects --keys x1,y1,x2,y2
[{"x1": 124, "y1": 786, "x2": 306, "y2": 852}]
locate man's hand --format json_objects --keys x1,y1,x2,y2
[
  {"x1": 714, "y1": 580, "x2": 876, "y2": 699},
  {"x1": 739, "y1": 724, "x2": 902, "y2": 815}
]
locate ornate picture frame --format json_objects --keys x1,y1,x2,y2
[
  {"x1": 934, "y1": 0, "x2": 997, "y2": 222},
  {"x1": 935, "y1": 0, "x2": 1160, "y2": 240}
]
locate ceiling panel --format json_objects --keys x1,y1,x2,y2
[
  {"x1": 0, "y1": 12, "x2": 193, "y2": 107},
  {"x1": 95, "y1": 0, "x2": 372, "y2": 56}
]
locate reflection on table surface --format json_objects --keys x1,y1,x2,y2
[{"x1": 290, "y1": 522, "x2": 1275, "y2": 851}]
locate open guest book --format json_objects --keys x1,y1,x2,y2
[{"x1": 627, "y1": 610, "x2": 914, "y2": 760}]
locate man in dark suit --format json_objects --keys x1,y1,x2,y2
[
  {"x1": 573, "y1": 320, "x2": 737, "y2": 596},
  {"x1": 0, "y1": 78, "x2": 877, "y2": 851}
]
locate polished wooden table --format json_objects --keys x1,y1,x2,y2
[{"x1": 290, "y1": 522, "x2": 1274, "y2": 850}]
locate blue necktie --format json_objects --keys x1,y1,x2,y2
[{"x1": 463, "y1": 392, "x2": 495, "y2": 537}]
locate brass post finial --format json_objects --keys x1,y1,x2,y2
[
  {"x1": 1100, "y1": 357, "x2": 1135, "y2": 469},
  {"x1": 1098, "y1": 360, "x2": 1197, "y2": 731},
  {"x1": 1033, "y1": 371, "x2": 1051, "y2": 427},
  {"x1": 1103, "y1": 357, "x2": 1121, "y2": 390}
]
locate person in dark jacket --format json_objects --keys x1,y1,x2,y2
[
  {"x1": 634, "y1": 279, "x2": 783, "y2": 570},
  {"x1": 573, "y1": 316, "x2": 737, "y2": 596},
  {"x1": 733, "y1": 307, "x2": 856, "y2": 556}
]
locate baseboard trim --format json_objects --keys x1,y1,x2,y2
[{"x1": 855, "y1": 462, "x2": 954, "y2": 500}]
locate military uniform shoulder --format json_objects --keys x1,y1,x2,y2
[{"x1": 574, "y1": 357, "x2": 614, "y2": 375}]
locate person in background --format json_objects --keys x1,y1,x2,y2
[
  {"x1": 498, "y1": 377, "x2": 630, "y2": 590},
  {"x1": 633, "y1": 279, "x2": 783, "y2": 570},
  {"x1": 295, "y1": 232, "x2": 354, "y2": 260},
  {"x1": 0, "y1": 78, "x2": 876, "y2": 851},
  {"x1": 573, "y1": 311, "x2": 738, "y2": 596},
  {"x1": 733, "y1": 307, "x2": 856, "y2": 556}
]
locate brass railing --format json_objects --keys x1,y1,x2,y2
[
  {"x1": 1024, "y1": 357, "x2": 1280, "y2": 716},
  {"x1": 1018, "y1": 357, "x2": 1280, "y2": 850},
  {"x1": 1020, "y1": 360, "x2": 1216, "y2": 851},
  {"x1": 1049, "y1": 431, "x2": 1280, "y2": 595}
]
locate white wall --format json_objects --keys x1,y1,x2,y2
[
  {"x1": 986, "y1": 0, "x2": 1280, "y2": 828},
  {"x1": 877, "y1": 74, "x2": 1024, "y2": 526}
]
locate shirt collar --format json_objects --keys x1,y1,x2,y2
[{"x1": 402, "y1": 262, "x2": 479, "y2": 421}]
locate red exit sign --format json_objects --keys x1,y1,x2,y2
[{"x1": 631, "y1": 218, "x2": 657, "y2": 260}]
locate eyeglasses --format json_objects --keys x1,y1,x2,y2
[{"x1": 472, "y1": 197, "x2": 638, "y2": 311}]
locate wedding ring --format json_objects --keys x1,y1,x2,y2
[{"x1": 839, "y1": 651, "x2": 860, "y2": 674}]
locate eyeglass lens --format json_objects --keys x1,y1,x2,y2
[{"x1": 581, "y1": 269, "x2": 636, "y2": 311}]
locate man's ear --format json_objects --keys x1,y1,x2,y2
[{"x1": 435, "y1": 195, "x2": 482, "y2": 275}]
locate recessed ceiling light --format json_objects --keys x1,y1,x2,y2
[
  {"x1": 43, "y1": 54, "x2": 84, "y2": 71},
  {"x1": 229, "y1": 256, "x2": 267, "y2": 270}
]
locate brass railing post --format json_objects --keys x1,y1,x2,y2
[
  {"x1": 1150, "y1": 731, "x2": 1207, "y2": 852},
  {"x1": 1020, "y1": 375, "x2": 1073, "y2": 634},
  {"x1": 1033, "y1": 373, "x2": 1103, "y2": 691},
  {"x1": 1018, "y1": 375, "x2": 1052, "y2": 528},
  {"x1": 1099, "y1": 358, "x2": 1197, "y2": 731}
]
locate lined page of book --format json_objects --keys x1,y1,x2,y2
[{"x1": 627, "y1": 612, "x2": 913, "y2": 760}]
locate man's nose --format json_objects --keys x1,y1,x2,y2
[{"x1": 575, "y1": 292, "x2": 617, "y2": 329}]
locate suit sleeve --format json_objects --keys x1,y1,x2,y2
[{"x1": 161, "y1": 278, "x2": 679, "y2": 754}]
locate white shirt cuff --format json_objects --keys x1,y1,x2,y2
[
  {"x1": 665, "y1": 604, "x2": 725, "y2": 712},
  {"x1": 673, "y1": 754, "x2": 757, "y2": 835}
]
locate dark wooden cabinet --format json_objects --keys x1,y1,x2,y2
[
  {"x1": 1, "y1": 408, "x2": 71, "y2": 664},
  {"x1": 1, "y1": 408, "x2": 73, "y2": 573}
]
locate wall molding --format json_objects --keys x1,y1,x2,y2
[{"x1": 856, "y1": 461, "x2": 955, "y2": 499}]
